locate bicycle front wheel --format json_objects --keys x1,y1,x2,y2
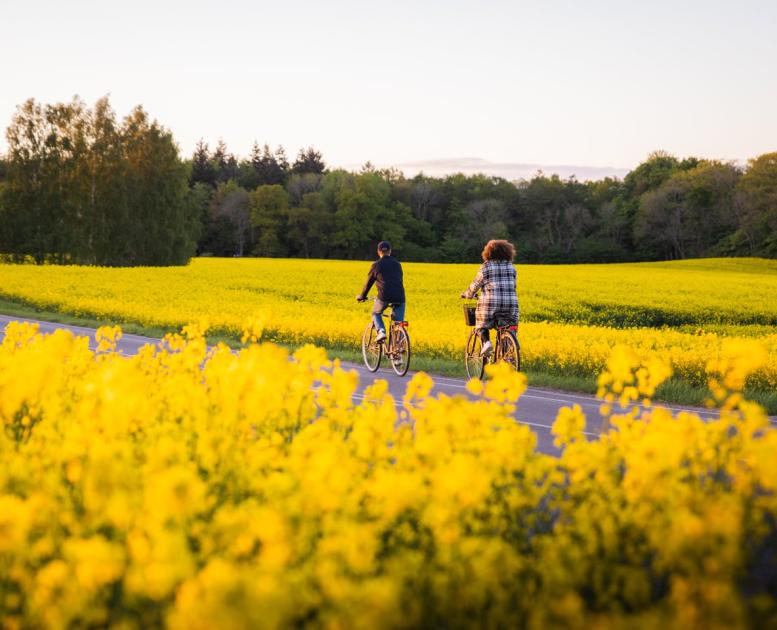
[
  {"x1": 362, "y1": 323, "x2": 382, "y2": 372},
  {"x1": 389, "y1": 326, "x2": 411, "y2": 376},
  {"x1": 465, "y1": 329, "x2": 485, "y2": 379},
  {"x1": 498, "y1": 331, "x2": 521, "y2": 372}
]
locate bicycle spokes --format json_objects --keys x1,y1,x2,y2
[
  {"x1": 390, "y1": 326, "x2": 410, "y2": 376},
  {"x1": 465, "y1": 330, "x2": 485, "y2": 379},
  {"x1": 498, "y1": 332, "x2": 520, "y2": 371},
  {"x1": 362, "y1": 323, "x2": 382, "y2": 372}
]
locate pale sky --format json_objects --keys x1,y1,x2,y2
[{"x1": 1, "y1": 0, "x2": 775, "y2": 174}]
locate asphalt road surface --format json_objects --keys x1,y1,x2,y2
[{"x1": 0, "y1": 314, "x2": 745, "y2": 455}]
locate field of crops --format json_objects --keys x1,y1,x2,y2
[
  {"x1": 0, "y1": 320, "x2": 775, "y2": 627},
  {"x1": 0, "y1": 257, "x2": 775, "y2": 395}
]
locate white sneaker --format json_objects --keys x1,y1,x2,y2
[
  {"x1": 480, "y1": 340, "x2": 493, "y2": 357},
  {"x1": 375, "y1": 329, "x2": 387, "y2": 343}
]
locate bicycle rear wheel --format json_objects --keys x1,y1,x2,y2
[
  {"x1": 498, "y1": 331, "x2": 521, "y2": 372},
  {"x1": 465, "y1": 329, "x2": 485, "y2": 379},
  {"x1": 389, "y1": 326, "x2": 411, "y2": 376},
  {"x1": 362, "y1": 323, "x2": 382, "y2": 372}
]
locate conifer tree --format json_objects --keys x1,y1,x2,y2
[{"x1": 190, "y1": 139, "x2": 216, "y2": 187}]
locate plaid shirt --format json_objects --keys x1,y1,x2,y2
[{"x1": 463, "y1": 260, "x2": 519, "y2": 329}]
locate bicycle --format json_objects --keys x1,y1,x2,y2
[
  {"x1": 360, "y1": 303, "x2": 411, "y2": 376},
  {"x1": 462, "y1": 302, "x2": 521, "y2": 379}
]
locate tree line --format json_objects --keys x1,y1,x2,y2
[
  {"x1": 189, "y1": 144, "x2": 776, "y2": 262},
  {"x1": 0, "y1": 96, "x2": 775, "y2": 265}
]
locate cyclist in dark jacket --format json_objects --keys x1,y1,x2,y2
[{"x1": 356, "y1": 241, "x2": 405, "y2": 342}]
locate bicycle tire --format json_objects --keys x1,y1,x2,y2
[
  {"x1": 497, "y1": 330, "x2": 521, "y2": 372},
  {"x1": 465, "y1": 329, "x2": 485, "y2": 379},
  {"x1": 362, "y1": 323, "x2": 382, "y2": 372},
  {"x1": 389, "y1": 326, "x2": 411, "y2": 377}
]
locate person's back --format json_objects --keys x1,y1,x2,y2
[
  {"x1": 367, "y1": 255, "x2": 405, "y2": 304},
  {"x1": 477, "y1": 259, "x2": 517, "y2": 314}
]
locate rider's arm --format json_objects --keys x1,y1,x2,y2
[
  {"x1": 462, "y1": 265, "x2": 486, "y2": 299},
  {"x1": 357, "y1": 264, "x2": 378, "y2": 300}
]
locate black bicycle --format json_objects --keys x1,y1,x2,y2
[
  {"x1": 462, "y1": 302, "x2": 521, "y2": 379},
  {"x1": 360, "y1": 304, "x2": 411, "y2": 376}
]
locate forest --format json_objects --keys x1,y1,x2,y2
[{"x1": 0, "y1": 96, "x2": 774, "y2": 265}]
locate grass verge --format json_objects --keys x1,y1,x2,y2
[{"x1": 0, "y1": 295, "x2": 774, "y2": 414}]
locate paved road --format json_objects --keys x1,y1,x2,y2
[{"x1": 0, "y1": 314, "x2": 746, "y2": 455}]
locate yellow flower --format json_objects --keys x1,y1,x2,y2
[
  {"x1": 64, "y1": 536, "x2": 125, "y2": 592},
  {"x1": 403, "y1": 371, "x2": 434, "y2": 407},
  {"x1": 552, "y1": 404, "x2": 586, "y2": 448},
  {"x1": 95, "y1": 325, "x2": 122, "y2": 353},
  {"x1": 0, "y1": 317, "x2": 774, "y2": 628}
]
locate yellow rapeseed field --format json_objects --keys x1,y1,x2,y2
[
  {"x1": 0, "y1": 257, "x2": 775, "y2": 391},
  {"x1": 0, "y1": 322, "x2": 775, "y2": 627}
]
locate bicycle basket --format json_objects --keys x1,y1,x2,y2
[{"x1": 463, "y1": 304, "x2": 477, "y2": 326}]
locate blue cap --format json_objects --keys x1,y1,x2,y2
[{"x1": 378, "y1": 241, "x2": 391, "y2": 251}]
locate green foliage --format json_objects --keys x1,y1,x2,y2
[
  {"x1": 212, "y1": 139, "x2": 239, "y2": 184},
  {"x1": 319, "y1": 169, "x2": 412, "y2": 259},
  {"x1": 189, "y1": 139, "x2": 217, "y2": 188},
  {"x1": 258, "y1": 143, "x2": 289, "y2": 186},
  {"x1": 181, "y1": 135, "x2": 777, "y2": 263},
  {"x1": 286, "y1": 192, "x2": 332, "y2": 258},
  {"x1": 736, "y1": 152, "x2": 777, "y2": 256},
  {"x1": 6, "y1": 95, "x2": 775, "y2": 265},
  {"x1": 1, "y1": 96, "x2": 196, "y2": 266},
  {"x1": 209, "y1": 181, "x2": 250, "y2": 256},
  {"x1": 250, "y1": 185, "x2": 290, "y2": 257},
  {"x1": 187, "y1": 183, "x2": 212, "y2": 254},
  {"x1": 286, "y1": 173, "x2": 322, "y2": 206},
  {"x1": 634, "y1": 162, "x2": 740, "y2": 259},
  {"x1": 292, "y1": 146, "x2": 325, "y2": 175},
  {"x1": 623, "y1": 150, "x2": 700, "y2": 198}
]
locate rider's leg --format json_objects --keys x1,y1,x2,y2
[
  {"x1": 372, "y1": 299, "x2": 387, "y2": 337},
  {"x1": 478, "y1": 327, "x2": 493, "y2": 356},
  {"x1": 390, "y1": 303, "x2": 406, "y2": 323}
]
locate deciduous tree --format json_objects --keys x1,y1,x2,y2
[
  {"x1": 736, "y1": 152, "x2": 777, "y2": 255},
  {"x1": 250, "y1": 184, "x2": 289, "y2": 256}
]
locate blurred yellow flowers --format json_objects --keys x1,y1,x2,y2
[{"x1": 0, "y1": 321, "x2": 775, "y2": 627}]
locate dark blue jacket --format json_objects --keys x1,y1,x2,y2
[{"x1": 359, "y1": 255, "x2": 405, "y2": 303}]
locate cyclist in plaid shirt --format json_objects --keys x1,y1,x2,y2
[{"x1": 460, "y1": 239, "x2": 519, "y2": 356}]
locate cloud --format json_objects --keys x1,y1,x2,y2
[{"x1": 349, "y1": 157, "x2": 630, "y2": 182}]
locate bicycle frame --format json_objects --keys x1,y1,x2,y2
[
  {"x1": 464, "y1": 312, "x2": 520, "y2": 378},
  {"x1": 493, "y1": 326, "x2": 517, "y2": 361},
  {"x1": 495, "y1": 322, "x2": 517, "y2": 341},
  {"x1": 361, "y1": 303, "x2": 411, "y2": 376},
  {"x1": 381, "y1": 308, "x2": 407, "y2": 355},
  {"x1": 375, "y1": 305, "x2": 396, "y2": 337}
]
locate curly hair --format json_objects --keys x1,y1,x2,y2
[{"x1": 481, "y1": 239, "x2": 516, "y2": 262}]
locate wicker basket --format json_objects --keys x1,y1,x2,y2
[{"x1": 463, "y1": 304, "x2": 477, "y2": 326}]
